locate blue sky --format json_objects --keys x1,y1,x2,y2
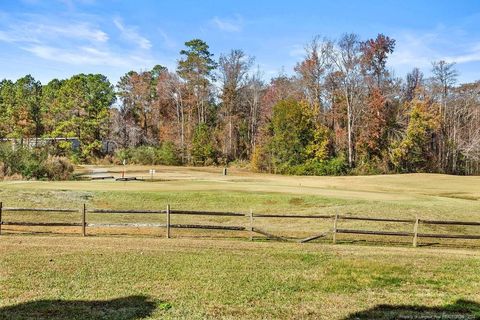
[{"x1": 1, "y1": 0, "x2": 480, "y2": 84}]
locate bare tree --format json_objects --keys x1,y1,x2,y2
[
  {"x1": 109, "y1": 108, "x2": 142, "y2": 148},
  {"x1": 431, "y1": 60, "x2": 458, "y2": 172},
  {"x1": 242, "y1": 67, "x2": 265, "y2": 155},
  {"x1": 156, "y1": 71, "x2": 187, "y2": 162},
  {"x1": 218, "y1": 49, "x2": 254, "y2": 160},
  {"x1": 404, "y1": 68, "x2": 424, "y2": 102},
  {"x1": 294, "y1": 36, "x2": 333, "y2": 122},
  {"x1": 452, "y1": 82, "x2": 480, "y2": 174},
  {"x1": 331, "y1": 33, "x2": 365, "y2": 167}
]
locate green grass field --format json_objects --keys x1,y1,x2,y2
[
  {"x1": 1, "y1": 166, "x2": 480, "y2": 319},
  {"x1": 1, "y1": 236, "x2": 480, "y2": 319}
]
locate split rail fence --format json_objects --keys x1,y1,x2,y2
[{"x1": 1, "y1": 202, "x2": 480, "y2": 247}]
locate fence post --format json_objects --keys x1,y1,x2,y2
[
  {"x1": 0, "y1": 202, "x2": 3, "y2": 236},
  {"x1": 249, "y1": 209, "x2": 254, "y2": 241},
  {"x1": 413, "y1": 216, "x2": 419, "y2": 247},
  {"x1": 166, "y1": 204, "x2": 171, "y2": 239},
  {"x1": 332, "y1": 213, "x2": 338, "y2": 244},
  {"x1": 82, "y1": 203, "x2": 86, "y2": 237}
]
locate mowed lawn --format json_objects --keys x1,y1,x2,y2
[
  {"x1": 1, "y1": 236, "x2": 480, "y2": 319},
  {"x1": 1, "y1": 165, "x2": 480, "y2": 241},
  {"x1": 1, "y1": 165, "x2": 480, "y2": 218},
  {"x1": 1, "y1": 166, "x2": 480, "y2": 319}
]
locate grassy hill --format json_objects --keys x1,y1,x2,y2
[
  {"x1": 1, "y1": 165, "x2": 480, "y2": 241},
  {"x1": 1, "y1": 165, "x2": 480, "y2": 217},
  {"x1": 1, "y1": 167, "x2": 480, "y2": 319}
]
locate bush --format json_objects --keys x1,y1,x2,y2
[
  {"x1": 251, "y1": 146, "x2": 271, "y2": 172},
  {"x1": 0, "y1": 145, "x2": 74, "y2": 180},
  {"x1": 22, "y1": 155, "x2": 47, "y2": 179},
  {"x1": 130, "y1": 146, "x2": 158, "y2": 165},
  {"x1": 93, "y1": 155, "x2": 116, "y2": 166},
  {"x1": 114, "y1": 143, "x2": 181, "y2": 166},
  {"x1": 323, "y1": 155, "x2": 350, "y2": 175},
  {"x1": 283, "y1": 155, "x2": 349, "y2": 176},
  {"x1": 114, "y1": 148, "x2": 131, "y2": 164},
  {"x1": 191, "y1": 124, "x2": 217, "y2": 165},
  {"x1": 0, "y1": 145, "x2": 41, "y2": 179},
  {"x1": 43, "y1": 156, "x2": 74, "y2": 180},
  {"x1": 156, "y1": 142, "x2": 179, "y2": 165},
  {"x1": 352, "y1": 156, "x2": 389, "y2": 175}
]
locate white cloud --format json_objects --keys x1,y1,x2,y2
[
  {"x1": 389, "y1": 27, "x2": 480, "y2": 72},
  {"x1": 0, "y1": 17, "x2": 108, "y2": 44},
  {"x1": 211, "y1": 15, "x2": 243, "y2": 32},
  {"x1": 443, "y1": 43, "x2": 480, "y2": 64},
  {"x1": 39, "y1": 23, "x2": 109, "y2": 42},
  {"x1": 23, "y1": 45, "x2": 154, "y2": 67},
  {"x1": 158, "y1": 29, "x2": 176, "y2": 49},
  {"x1": 384, "y1": 26, "x2": 480, "y2": 83},
  {"x1": 288, "y1": 44, "x2": 304, "y2": 58},
  {"x1": 113, "y1": 17, "x2": 151, "y2": 50},
  {"x1": 0, "y1": 30, "x2": 15, "y2": 42},
  {"x1": 0, "y1": 12, "x2": 157, "y2": 71},
  {"x1": 388, "y1": 31, "x2": 441, "y2": 69}
]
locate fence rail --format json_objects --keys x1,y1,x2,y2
[
  {"x1": 1, "y1": 202, "x2": 480, "y2": 247},
  {"x1": 336, "y1": 229, "x2": 413, "y2": 237},
  {"x1": 170, "y1": 210, "x2": 245, "y2": 217},
  {"x1": 3, "y1": 207, "x2": 78, "y2": 213},
  {"x1": 421, "y1": 219, "x2": 480, "y2": 226},
  {"x1": 338, "y1": 216, "x2": 415, "y2": 223},
  {"x1": 252, "y1": 213, "x2": 332, "y2": 219},
  {"x1": 3, "y1": 222, "x2": 83, "y2": 227},
  {"x1": 89, "y1": 209, "x2": 167, "y2": 214}
]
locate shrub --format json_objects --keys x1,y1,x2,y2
[
  {"x1": 156, "y1": 142, "x2": 179, "y2": 165},
  {"x1": 323, "y1": 155, "x2": 349, "y2": 175},
  {"x1": 191, "y1": 124, "x2": 217, "y2": 165},
  {"x1": 93, "y1": 155, "x2": 116, "y2": 166},
  {"x1": 352, "y1": 155, "x2": 389, "y2": 175},
  {"x1": 0, "y1": 145, "x2": 73, "y2": 180},
  {"x1": 114, "y1": 148, "x2": 131, "y2": 164},
  {"x1": 284, "y1": 155, "x2": 349, "y2": 176},
  {"x1": 43, "y1": 156, "x2": 74, "y2": 180},
  {"x1": 251, "y1": 146, "x2": 271, "y2": 172},
  {"x1": 114, "y1": 143, "x2": 181, "y2": 166},
  {"x1": 0, "y1": 145, "x2": 40, "y2": 179},
  {"x1": 22, "y1": 155, "x2": 47, "y2": 179},
  {"x1": 130, "y1": 146, "x2": 158, "y2": 165}
]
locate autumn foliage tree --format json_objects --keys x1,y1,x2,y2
[
  {"x1": 1, "y1": 35, "x2": 480, "y2": 175},
  {"x1": 356, "y1": 88, "x2": 388, "y2": 162},
  {"x1": 360, "y1": 34, "x2": 395, "y2": 87},
  {"x1": 218, "y1": 49, "x2": 253, "y2": 160},
  {"x1": 390, "y1": 98, "x2": 439, "y2": 172}
]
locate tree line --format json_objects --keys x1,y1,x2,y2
[{"x1": 1, "y1": 34, "x2": 479, "y2": 175}]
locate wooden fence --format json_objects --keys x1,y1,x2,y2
[{"x1": 1, "y1": 202, "x2": 480, "y2": 247}]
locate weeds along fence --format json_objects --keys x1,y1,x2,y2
[{"x1": 1, "y1": 202, "x2": 480, "y2": 247}]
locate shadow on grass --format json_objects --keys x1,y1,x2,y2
[
  {"x1": 0, "y1": 295, "x2": 159, "y2": 320},
  {"x1": 344, "y1": 299, "x2": 480, "y2": 319}
]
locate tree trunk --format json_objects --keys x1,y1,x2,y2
[{"x1": 345, "y1": 89, "x2": 353, "y2": 167}]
